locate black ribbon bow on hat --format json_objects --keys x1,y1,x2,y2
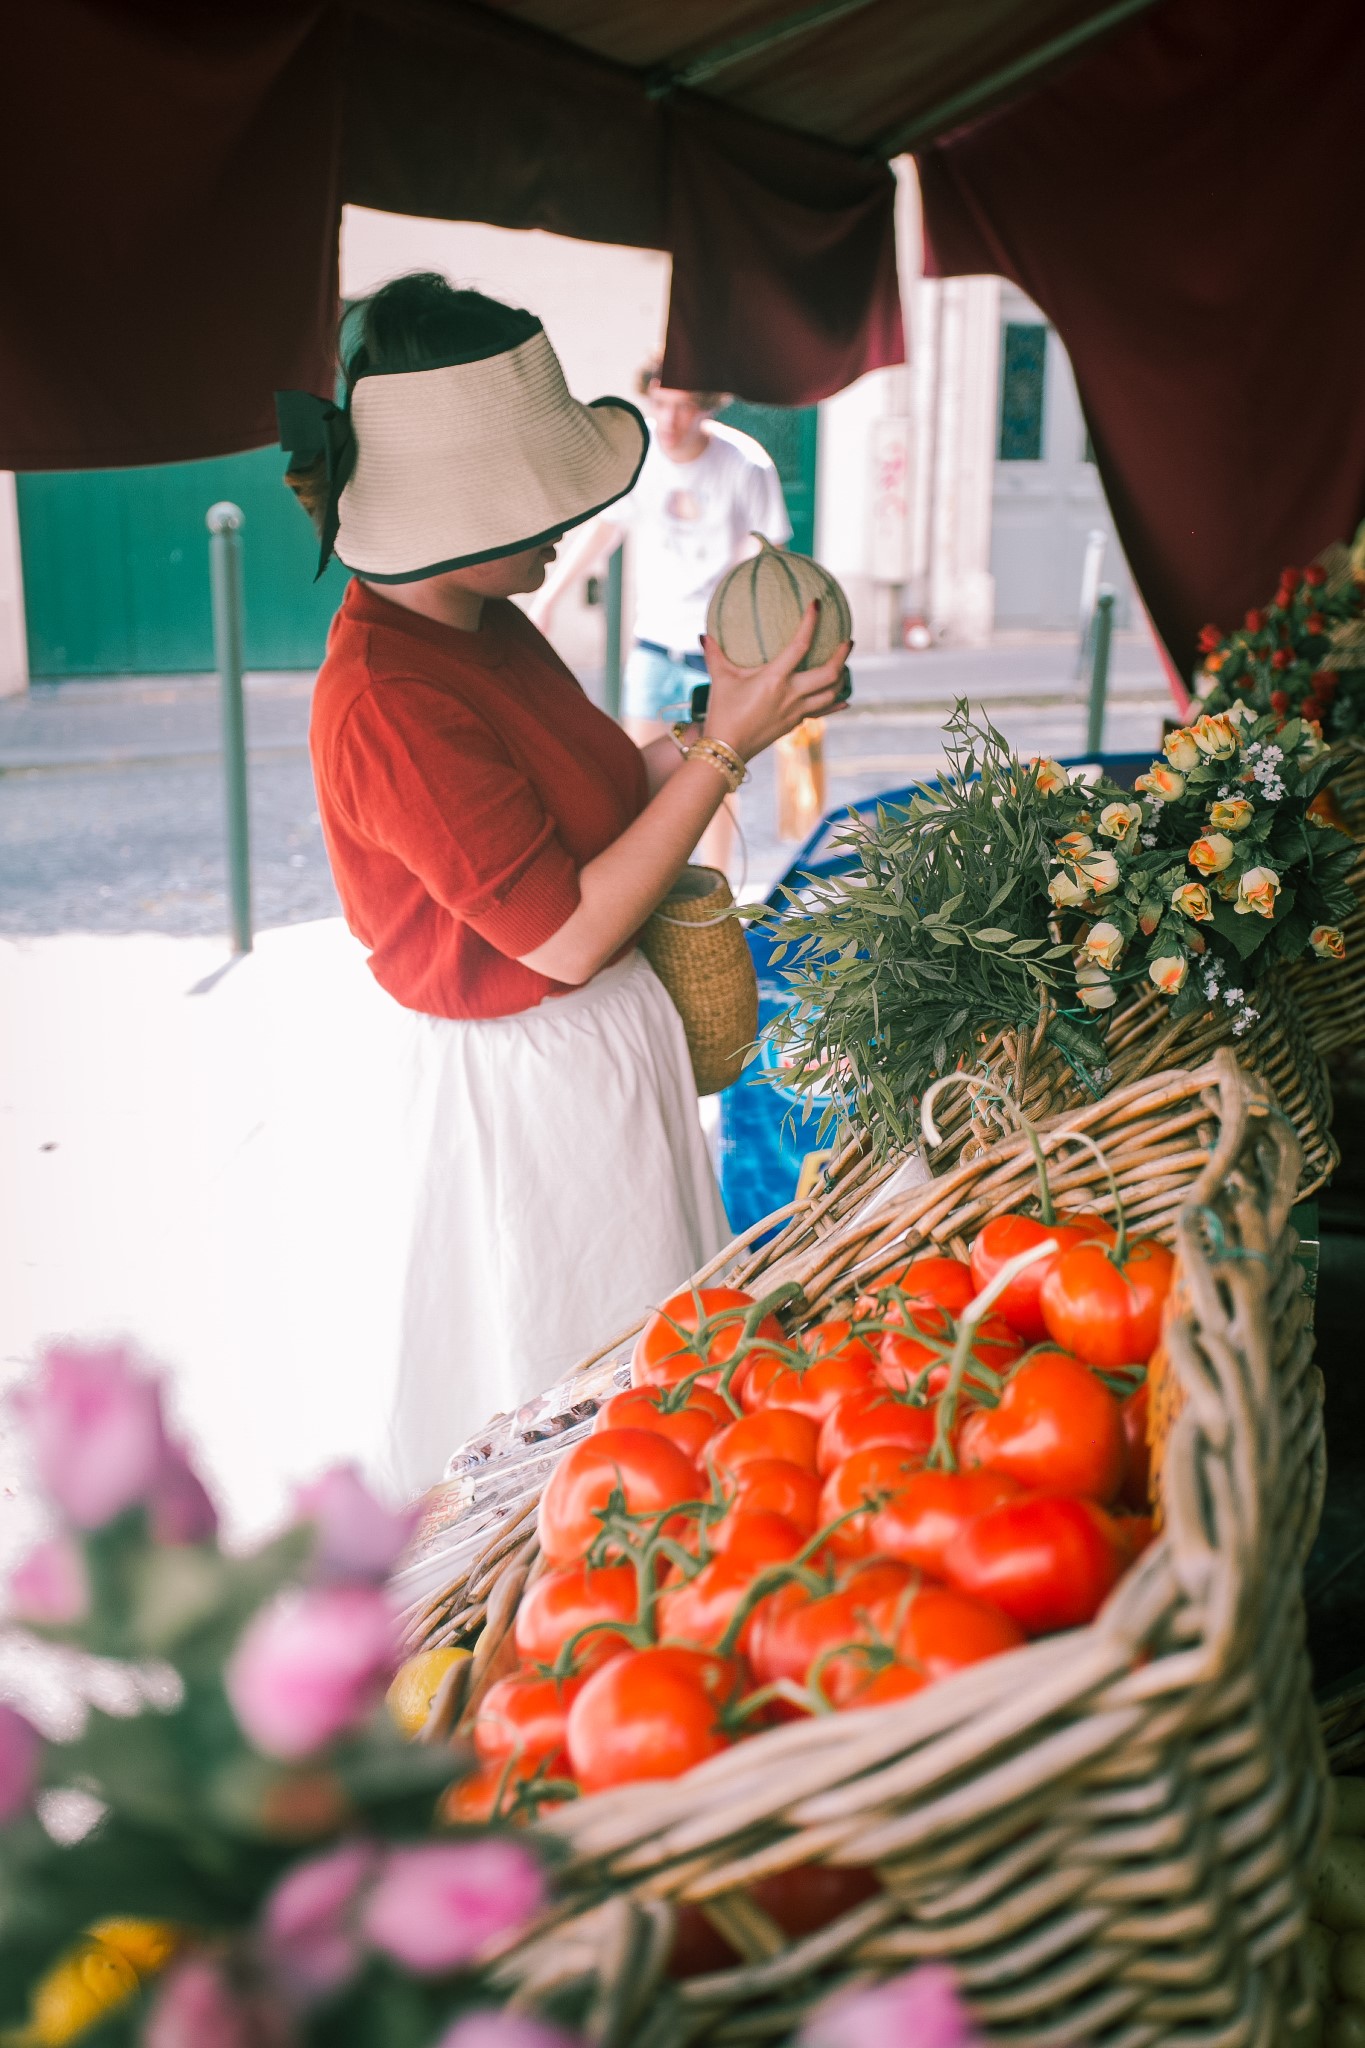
[{"x1": 274, "y1": 390, "x2": 357, "y2": 581}]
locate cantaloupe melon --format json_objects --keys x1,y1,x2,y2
[{"x1": 706, "y1": 535, "x2": 852, "y2": 672}]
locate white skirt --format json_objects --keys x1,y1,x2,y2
[{"x1": 381, "y1": 952, "x2": 730, "y2": 1498}]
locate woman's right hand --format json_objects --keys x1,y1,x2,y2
[{"x1": 699, "y1": 603, "x2": 852, "y2": 761}]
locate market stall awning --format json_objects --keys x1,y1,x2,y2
[{"x1": 1, "y1": 0, "x2": 1155, "y2": 471}]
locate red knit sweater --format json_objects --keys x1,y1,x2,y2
[{"x1": 310, "y1": 579, "x2": 648, "y2": 1019}]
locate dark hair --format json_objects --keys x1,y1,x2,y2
[
  {"x1": 637, "y1": 357, "x2": 726, "y2": 412},
  {"x1": 285, "y1": 273, "x2": 540, "y2": 531},
  {"x1": 342, "y1": 272, "x2": 539, "y2": 390}
]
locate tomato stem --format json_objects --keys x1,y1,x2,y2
[
  {"x1": 928, "y1": 1239, "x2": 1059, "y2": 1470},
  {"x1": 1049, "y1": 1128, "x2": 1128, "y2": 1266}
]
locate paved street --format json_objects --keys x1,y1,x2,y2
[{"x1": 0, "y1": 625, "x2": 1177, "y2": 936}]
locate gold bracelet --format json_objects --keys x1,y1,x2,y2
[
  {"x1": 687, "y1": 736, "x2": 749, "y2": 794},
  {"x1": 668, "y1": 721, "x2": 694, "y2": 758}
]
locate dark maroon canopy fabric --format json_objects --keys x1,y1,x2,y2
[{"x1": 918, "y1": 0, "x2": 1365, "y2": 679}]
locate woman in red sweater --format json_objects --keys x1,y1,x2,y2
[{"x1": 278, "y1": 274, "x2": 849, "y2": 1497}]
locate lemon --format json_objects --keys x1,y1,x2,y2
[
  {"x1": 385, "y1": 1646, "x2": 469, "y2": 1737},
  {"x1": 87, "y1": 1920, "x2": 181, "y2": 1977}
]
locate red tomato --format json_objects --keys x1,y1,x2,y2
[
  {"x1": 829, "y1": 1660, "x2": 930, "y2": 1709},
  {"x1": 856, "y1": 1254, "x2": 974, "y2": 1319},
  {"x1": 513, "y1": 1561, "x2": 639, "y2": 1669},
  {"x1": 822, "y1": 1584, "x2": 1023, "y2": 1705},
  {"x1": 656, "y1": 1546, "x2": 797, "y2": 1652},
  {"x1": 1039, "y1": 1238, "x2": 1175, "y2": 1369},
  {"x1": 538, "y1": 1428, "x2": 702, "y2": 1566},
  {"x1": 957, "y1": 1350, "x2": 1126, "y2": 1503},
  {"x1": 741, "y1": 1326, "x2": 878, "y2": 1421},
  {"x1": 1119, "y1": 1381, "x2": 1151, "y2": 1511},
  {"x1": 705, "y1": 1508, "x2": 808, "y2": 1567},
  {"x1": 633, "y1": 1288, "x2": 784, "y2": 1393},
  {"x1": 817, "y1": 1387, "x2": 937, "y2": 1477},
  {"x1": 749, "y1": 1864, "x2": 880, "y2": 1934},
  {"x1": 708, "y1": 1409, "x2": 820, "y2": 1479},
  {"x1": 867, "y1": 1469, "x2": 1026, "y2": 1578},
  {"x1": 747, "y1": 1561, "x2": 914, "y2": 1688},
  {"x1": 721, "y1": 1459, "x2": 823, "y2": 1533},
  {"x1": 818, "y1": 1445, "x2": 929, "y2": 1557},
  {"x1": 595, "y1": 1385, "x2": 732, "y2": 1462},
  {"x1": 877, "y1": 1309, "x2": 1022, "y2": 1400},
  {"x1": 565, "y1": 1647, "x2": 737, "y2": 1790},
  {"x1": 669, "y1": 1908, "x2": 739, "y2": 1978},
  {"x1": 473, "y1": 1670, "x2": 584, "y2": 1770},
  {"x1": 1113, "y1": 1513, "x2": 1155, "y2": 1559},
  {"x1": 968, "y1": 1212, "x2": 1114, "y2": 1342},
  {"x1": 944, "y1": 1494, "x2": 1129, "y2": 1634},
  {"x1": 439, "y1": 1755, "x2": 554, "y2": 1825}
]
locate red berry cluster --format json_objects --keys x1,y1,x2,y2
[{"x1": 1197, "y1": 557, "x2": 1360, "y2": 734}]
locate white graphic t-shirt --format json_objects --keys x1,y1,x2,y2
[{"x1": 616, "y1": 421, "x2": 792, "y2": 655}]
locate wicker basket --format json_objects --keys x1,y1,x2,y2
[
  {"x1": 1281, "y1": 846, "x2": 1365, "y2": 1058},
  {"x1": 642, "y1": 866, "x2": 760, "y2": 1097},
  {"x1": 433, "y1": 1054, "x2": 1329, "y2": 2046}
]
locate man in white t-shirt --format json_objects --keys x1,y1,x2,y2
[{"x1": 531, "y1": 366, "x2": 792, "y2": 744}]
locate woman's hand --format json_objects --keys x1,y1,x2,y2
[{"x1": 700, "y1": 603, "x2": 852, "y2": 762}]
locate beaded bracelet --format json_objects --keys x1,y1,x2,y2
[{"x1": 669, "y1": 723, "x2": 749, "y2": 794}]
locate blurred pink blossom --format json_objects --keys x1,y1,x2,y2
[
  {"x1": 294, "y1": 1465, "x2": 416, "y2": 1583},
  {"x1": 225, "y1": 1586, "x2": 397, "y2": 1760},
  {"x1": 363, "y1": 1841, "x2": 545, "y2": 1974},
  {"x1": 13, "y1": 1344, "x2": 166, "y2": 1528},
  {"x1": 436, "y1": 2016, "x2": 579, "y2": 2048},
  {"x1": 7, "y1": 1535, "x2": 90, "y2": 1626},
  {"x1": 149, "y1": 1441, "x2": 219, "y2": 1545},
  {"x1": 145, "y1": 1956, "x2": 296, "y2": 2048},
  {"x1": 799, "y1": 1965, "x2": 983, "y2": 2048},
  {"x1": 0, "y1": 1704, "x2": 41, "y2": 1824},
  {"x1": 260, "y1": 1838, "x2": 378, "y2": 1998}
]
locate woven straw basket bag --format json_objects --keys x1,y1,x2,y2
[
  {"x1": 641, "y1": 865, "x2": 759, "y2": 1097},
  {"x1": 412, "y1": 1054, "x2": 1327, "y2": 2047}
]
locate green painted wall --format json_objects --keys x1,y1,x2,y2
[
  {"x1": 716, "y1": 402, "x2": 819, "y2": 555},
  {"x1": 17, "y1": 448, "x2": 348, "y2": 677}
]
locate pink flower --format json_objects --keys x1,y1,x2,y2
[
  {"x1": 225, "y1": 1587, "x2": 397, "y2": 1761},
  {"x1": 294, "y1": 1466, "x2": 416, "y2": 1583},
  {"x1": 7, "y1": 1535, "x2": 90, "y2": 1626},
  {"x1": 13, "y1": 1344, "x2": 166, "y2": 1528},
  {"x1": 0, "y1": 1704, "x2": 42, "y2": 1824},
  {"x1": 799, "y1": 1964, "x2": 983, "y2": 2048},
  {"x1": 149, "y1": 1442, "x2": 219, "y2": 1545},
  {"x1": 363, "y1": 1841, "x2": 545, "y2": 1974},
  {"x1": 436, "y1": 2017, "x2": 579, "y2": 2048},
  {"x1": 145, "y1": 1957, "x2": 296, "y2": 2048},
  {"x1": 260, "y1": 1839, "x2": 378, "y2": 1998}
]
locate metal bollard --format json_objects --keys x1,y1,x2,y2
[
  {"x1": 1086, "y1": 584, "x2": 1116, "y2": 757},
  {"x1": 207, "y1": 502, "x2": 253, "y2": 955},
  {"x1": 603, "y1": 542, "x2": 624, "y2": 720}
]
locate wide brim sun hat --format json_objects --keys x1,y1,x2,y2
[{"x1": 276, "y1": 321, "x2": 647, "y2": 583}]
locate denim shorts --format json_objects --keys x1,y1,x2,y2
[{"x1": 622, "y1": 642, "x2": 707, "y2": 723}]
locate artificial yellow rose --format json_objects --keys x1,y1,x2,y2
[
  {"x1": 1234, "y1": 865, "x2": 1281, "y2": 918},
  {"x1": 1148, "y1": 954, "x2": 1189, "y2": 995},
  {"x1": 1078, "y1": 920, "x2": 1124, "y2": 970},
  {"x1": 1135, "y1": 765, "x2": 1185, "y2": 800},
  {"x1": 1076, "y1": 850, "x2": 1121, "y2": 895},
  {"x1": 1226, "y1": 699, "x2": 1257, "y2": 728},
  {"x1": 1310, "y1": 925, "x2": 1346, "y2": 960},
  {"x1": 1048, "y1": 868, "x2": 1088, "y2": 909},
  {"x1": 1190, "y1": 712, "x2": 1238, "y2": 759},
  {"x1": 1031, "y1": 757, "x2": 1069, "y2": 795},
  {"x1": 1208, "y1": 797, "x2": 1254, "y2": 833},
  {"x1": 1075, "y1": 965, "x2": 1118, "y2": 1010},
  {"x1": 1188, "y1": 831, "x2": 1235, "y2": 875},
  {"x1": 1054, "y1": 830, "x2": 1093, "y2": 859},
  {"x1": 1098, "y1": 801, "x2": 1143, "y2": 841},
  {"x1": 1163, "y1": 728, "x2": 1200, "y2": 772},
  {"x1": 1170, "y1": 880, "x2": 1214, "y2": 923}
]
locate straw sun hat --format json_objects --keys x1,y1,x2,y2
[{"x1": 275, "y1": 321, "x2": 647, "y2": 583}]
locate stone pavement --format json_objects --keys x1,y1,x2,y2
[{"x1": 0, "y1": 626, "x2": 1177, "y2": 936}]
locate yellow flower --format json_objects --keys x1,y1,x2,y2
[
  {"x1": 1163, "y1": 728, "x2": 1200, "y2": 772},
  {"x1": 1075, "y1": 965, "x2": 1118, "y2": 1010},
  {"x1": 1076, "y1": 850, "x2": 1121, "y2": 895},
  {"x1": 1098, "y1": 801, "x2": 1143, "y2": 841},
  {"x1": 1310, "y1": 925, "x2": 1346, "y2": 960},
  {"x1": 1148, "y1": 954, "x2": 1189, "y2": 995},
  {"x1": 1190, "y1": 712, "x2": 1239, "y2": 759},
  {"x1": 1234, "y1": 865, "x2": 1281, "y2": 918},
  {"x1": 1188, "y1": 831, "x2": 1235, "y2": 875},
  {"x1": 1054, "y1": 830, "x2": 1093, "y2": 859},
  {"x1": 1226, "y1": 699, "x2": 1257, "y2": 728},
  {"x1": 1171, "y1": 881, "x2": 1214, "y2": 923},
  {"x1": 1078, "y1": 920, "x2": 1124, "y2": 971},
  {"x1": 1208, "y1": 797, "x2": 1254, "y2": 833},
  {"x1": 1048, "y1": 868, "x2": 1088, "y2": 909},
  {"x1": 1031, "y1": 757, "x2": 1069, "y2": 795},
  {"x1": 1135, "y1": 765, "x2": 1185, "y2": 800}
]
